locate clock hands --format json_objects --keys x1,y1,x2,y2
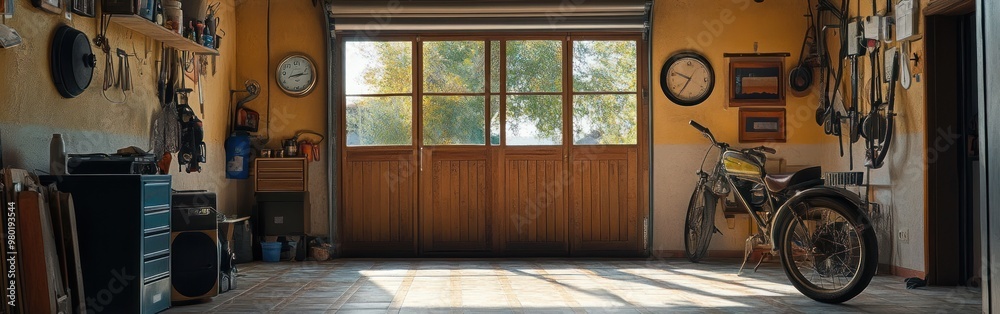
[
  {"x1": 289, "y1": 72, "x2": 307, "y2": 78},
  {"x1": 677, "y1": 69, "x2": 700, "y2": 94}
]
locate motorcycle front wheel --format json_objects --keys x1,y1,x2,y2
[
  {"x1": 684, "y1": 183, "x2": 718, "y2": 263},
  {"x1": 776, "y1": 197, "x2": 878, "y2": 303}
]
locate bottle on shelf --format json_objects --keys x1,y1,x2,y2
[{"x1": 50, "y1": 134, "x2": 67, "y2": 176}]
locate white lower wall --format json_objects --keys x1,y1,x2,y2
[
  {"x1": 650, "y1": 143, "x2": 828, "y2": 253},
  {"x1": 820, "y1": 133, "x2": 927, "y2": 273}
]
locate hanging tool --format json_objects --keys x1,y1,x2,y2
[
  {"x1": 116, "y1": 48, "x2": 132, "y2": 92},
  {"x1": 197, "y1": 69, "x2": 205, "y2": 115},
  {"x1": 176, "y1": 88, "x2": 205, "y2": 173},
  {"x1": 866, "y1": 50, "x2": 900, "y2": 169}
]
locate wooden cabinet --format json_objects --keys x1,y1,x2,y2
[
  {"x1": 254, "y1": 158, "x2": 308, "y2": 192},
  {"x1": 40, "y1": 175, "x2": 173, "y2": 314}
]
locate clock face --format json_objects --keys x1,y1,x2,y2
[
  {"x1": 277, "y1": 55, "x2": 316, "y2": 96},
  {"x1": 660, "y1": 53, "x2": 715, "y2": 106}
]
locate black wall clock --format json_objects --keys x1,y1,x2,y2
[{"x1": 660, "y1": 52, "x2": 715, "y2": 106}]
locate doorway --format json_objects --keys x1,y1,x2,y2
[
  {"x1": 338, "y1": 35, "x2": 649, "y2": 257},
  {"x1": 926, "y1": 13, "x2": 981, "y2": 286}
]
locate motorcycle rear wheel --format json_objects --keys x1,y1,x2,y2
[
  {"x1": 684, "y1": 183, "x2": 718, "y2": 263},
  {"x1": 776, "y1": 197, "x2": 878, "y2": 303}
]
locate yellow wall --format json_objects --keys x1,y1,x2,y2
[
  {"x1": 235, "y1": 0, "x2": 329, "y2": 235},
  {"x1": 652, "y1": 0, "x2": 826, "y2": 146},
  {"x1": 0, "y1": 1, "x2": 245, "y2": 213}
]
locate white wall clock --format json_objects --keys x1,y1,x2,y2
[{"x1": 276, "y1": 54, "x2": 317, "y2": 97}]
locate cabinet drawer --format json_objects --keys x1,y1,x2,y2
[
  {"x1": 257, "y1": 179, "x2": 305, "y2": 192},
  {"x1": 143, "y1": 208, "x2": 170, "y2": 232},
  {"x1": 143, "y1": 231, "x2": 171, "y2": 258},
  {"x1": 257, "y1": 160, "x2": 305, "y2": 172},
  {"x1": 143, "y1": 255, "x2": 170, "y2": 282},
  {"x1": 257, "y1": 171, "x2": 305, "y2": 180},
  {"x1": 142, "y1": 276, "x2": 171, "y2": 314},
  {"x1": 143, "y1": 182, "x2": 171, "y2": 208}
]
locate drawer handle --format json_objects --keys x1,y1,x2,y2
[
  {"x1": 144, "y1": 226, "x2": 170, "y2": 236},
  {"x1": 144, "y1": 206, "x2": 170, "y2": 214}
]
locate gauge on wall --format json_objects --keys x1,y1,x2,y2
[
  {"x1": 660, "y1": 52, "x2": 715, "y2": 106},
  {"x1": 276, "y1": 54, "x2": 317, "y2": 97}
]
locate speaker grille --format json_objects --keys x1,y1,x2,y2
[{"x1": 171, "y1": 231, "x2": 218, "y2": 299}]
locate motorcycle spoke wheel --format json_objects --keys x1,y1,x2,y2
[
  {"x1": 778, "y1": 198, "x2": 878, "y2": 304},
  {"x1": 684, "y1": 184, "x2": 716, "y2": 262}
]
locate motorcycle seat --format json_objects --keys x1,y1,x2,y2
[{"x1": 764, "y1": 166, "x2": 823, "y2": 193}]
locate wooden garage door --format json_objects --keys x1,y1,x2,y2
[{"x1": 339, "y1": 36, "x2": 647, "y2": 256}]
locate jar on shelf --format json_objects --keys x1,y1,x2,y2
[{"x1": 163, "y1": 0, "x2": 183, "y2": 35}]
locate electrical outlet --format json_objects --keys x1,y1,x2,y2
[{"x1": 898, "y1": 228, "x2": 910, "y2": 243}]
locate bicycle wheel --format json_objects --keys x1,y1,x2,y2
[
  {"x1": 684, "y1": 183, "x2": 718, "y2": 263},
  {"x1": 776, "y1": 197, "x2": 878, "y2": 303}
]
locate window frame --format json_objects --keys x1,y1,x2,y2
[{"x1": 339, "y1": 33, "x2": 644, "y2": 149}]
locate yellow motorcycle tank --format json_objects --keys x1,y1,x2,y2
[{"x1": 722, "y1": 151, "x2": 762, "y2": 178}]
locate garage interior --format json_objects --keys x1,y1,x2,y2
[{"x1": 0, "y1": 0, "x2": 998, "y2": 312}]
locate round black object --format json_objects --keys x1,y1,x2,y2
[
  {"x1": 660, "y1": 52, "x2": 715, "y2": 107},
  {"x1": 51, "y1": 25, "x2": 96, "y2": 98},
  {"x1": 789, "y1": 64, "x2": 813, "y2": 93},
  {"x1": 171, "y1": 232, "x2": 219, "y2": 298}
]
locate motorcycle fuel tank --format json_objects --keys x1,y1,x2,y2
[{"x1": 722, "y1": 151, "x2": 762, "y2": 178}]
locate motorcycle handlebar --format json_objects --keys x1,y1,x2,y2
[
  {"x1": 757, "y1": 146, "x2": 777, "y2": 154},
  {"x1": 689, "y1": 120, "x2": 710, "y2": 134}
]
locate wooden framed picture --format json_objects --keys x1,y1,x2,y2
[
  {"x1": 739, "y1": 108, "x2": 786, "y2": 143},
  {"x1": 32, "y1": 0, "x2": 62, "y2": 14},
  {"x1": 728, "y1": 57, "x2": 785, "y2": 107},
  {"x1": 72, "y1": 0, "x2": 95, "y2": 17}
]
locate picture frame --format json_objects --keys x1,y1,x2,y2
[
  {"x1": 32, "y1": 0, "x2": 62, "y2": 14},
  {"x1": 739, "y1": 108, "x2": 786, "y2": 143},
  {"x1": 728, "y1": 57, "x2": 785, "y2": 107},
  {"x1": 72, "y1": 0, "x2": 95, "y2": 17}
]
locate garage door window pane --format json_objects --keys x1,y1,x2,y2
[
  {"x1": 423, "y1": 96, "x2": 486, "y2": 145},
  {"x1": 573, "y1": 41, "x2": 637, "y2": 92},
  {"x1": 346, "y1": 96, "x2": 413, "y2": 146},
  {"x1": 506, "y1": 95, "x2": 562, "y2": 145},
  {"x1": 491, "y1": 41, "x2": 501, "y2": 93},
  {"x1": 424, "y1": 41, "x2": 485, "y2": 93},
  {"x1": 490, "y1": 96, "x2": 500, "y2": 145},
  {"x1": 573, "y1": 94, "x2": 637, "y2": 145},
  {"x1": 345, "y1": 41, "x2": 412, "y2": 95},
  {"x1": 507, "y1": 40, "x2": 563, "y2": 93}
]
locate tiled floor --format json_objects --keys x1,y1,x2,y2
[{"x1": 165, "y1": 258, "x2": 982, "y2": 313}]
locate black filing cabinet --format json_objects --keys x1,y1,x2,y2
[{"x1": 41, "y1": 175, "x2": 172, "y2": 314}]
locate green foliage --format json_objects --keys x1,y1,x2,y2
[
  {"x1": 423, "y1": 95, "x2": 485, "y2": 145},
  {"x1": 345, "y1": 39, "x2": 638, "y2": 146},
  {"x1": 345, "y1": 96, "x2": 412, "y2": 146},
  {"x1": 574, "y1": 41, "x2": 637, "y2": 92}
]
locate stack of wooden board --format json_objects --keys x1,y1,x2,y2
[{"x1": 0, "y1": 168, "x2": 84, "y2": 313}]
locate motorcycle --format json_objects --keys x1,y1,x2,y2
[{"x1": 684, "y1": 120, "x2": 878, "y2": 304}]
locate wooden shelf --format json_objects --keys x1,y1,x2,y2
[
  {"x1": 723, "y1": 52, "x2": 791, "y2": 58},
  {"x1": 109, "y1": 14, "x2": 219, "y2": 55}
]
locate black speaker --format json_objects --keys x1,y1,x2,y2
[{"x1": 171, "y1": 191, "x2": 219, "y2": 302}]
